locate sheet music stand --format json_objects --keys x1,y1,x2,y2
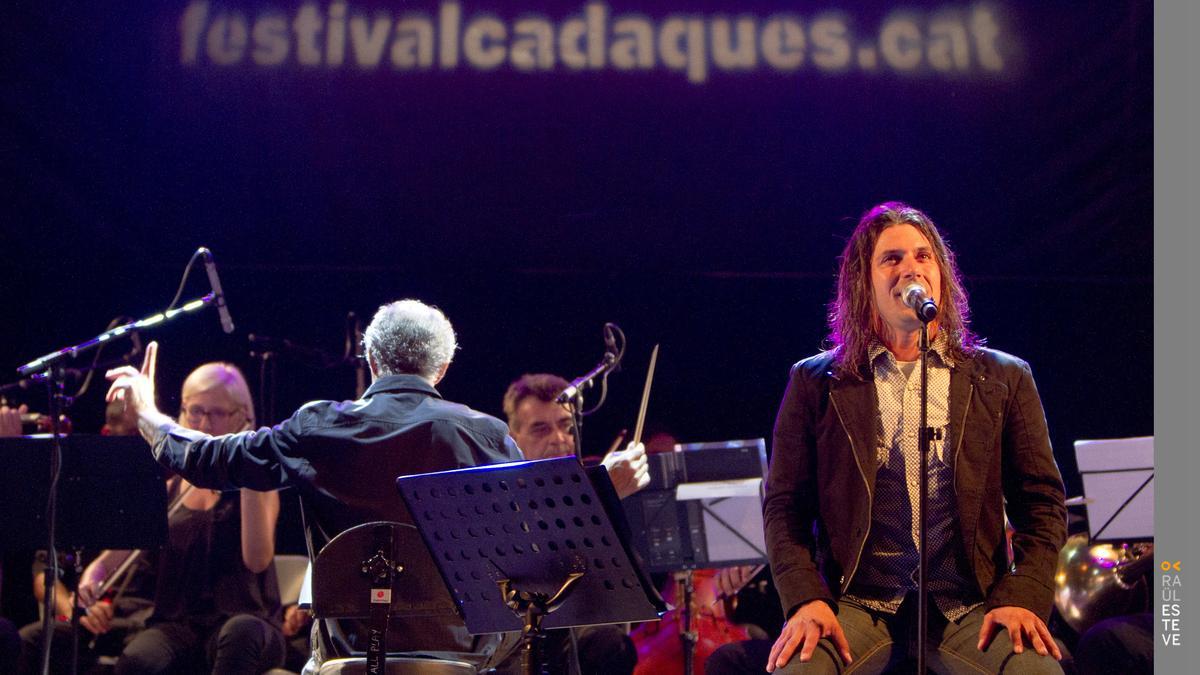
[
  {"x1": 1074, "y1": 436, "x2": 1154, "y2": 543},
  {"x1": 618, "y1": 438, "x2": 768, "y2": 675},
  {"x1": 0, "y1": 434, "x2": 168, "y2": 675},
  {"x1": 397, "y1": 457, "x2": 666, "y2": 675},
  {"x1": 622, "y1": 439, "x2": 770, "y2": 573},
  {"x1": 0, "y1": 435, "x2": 169, "y2": 550}
]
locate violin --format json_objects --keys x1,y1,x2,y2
[{"x1": 631, "y1": 569, "x2": 751, "y2": 675}]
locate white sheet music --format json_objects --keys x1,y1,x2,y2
[
  {"x1": 1074, "y1": 436, "x2": 1154, "y2": 541},
  {"x1": 675, "y1": 477, "x2": 761, "y2": 500}
]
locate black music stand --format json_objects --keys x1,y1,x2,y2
[
  {"x1": 622, "y1": 439, "x2": 769, "y2": 573},
  {"x1": 397, "y1": 457, "x2": 667, "y2": 675},
  {"x1": 0, "y1": 434, "x2": 168, "y2": 675},
  {"x1": 620, "y1": 438, "x2": 768, "y2": 675},
  {"x1": 0, "y1": 435, "x2": 169, "y2": 551}
]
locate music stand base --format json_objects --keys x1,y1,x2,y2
[{"x1": 500, "y1": 572, "x2": 585, "y2": 675}]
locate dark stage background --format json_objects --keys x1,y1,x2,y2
[{"x1": 3, "y1": 1, "x2": 1151, "y2": 568}]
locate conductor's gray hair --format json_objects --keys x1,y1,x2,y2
[{"x1": 362, "y1": 300, "x2": 457, "y2": 380}]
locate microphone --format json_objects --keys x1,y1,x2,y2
[
  {"x1": 555, "y1": 323, "x2": 624, "y2": 404},
  {"x1": 555, "y1": 379, "x2": 586, "y2": 405},
  {"x1": 602, "y1": 323, "x2": 621, "y2": 372},
  {"x1": 902, "y1": 282, "x2": 938, "y2": 323},
  {"x1": 555, "y1": 352, "x2": 618, "y2": 404},
  {"x1": 199, "y1": 247, "x2": 235, "y2": 334}
]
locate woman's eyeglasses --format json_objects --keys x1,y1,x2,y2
[{"x1": 182, "y1": 405, "x2": 241, "y2": 424}]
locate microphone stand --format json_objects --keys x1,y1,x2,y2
[
  {"x1": 916, "y1": 318, "x2": 932, "y2": 675},
  {"x1": 67, "y1": 548, "x2": 85, "y2": 675},
  {"x1": 248, "y1": 324, "x2": 369, "y2": 426},
  {"x1": 558, "y1": 332, "x2": 621, "y2": 675},
  {"x1": 37, "y1": 368, "x2": 69, "y2": 675},
  {"x1": 559, "y1": 323, "x2": 626, "y2": 468},
  {"x1": 17, "y1": 293, "x2": 222, "y2": 377},
  {"x1": 564, "y1": 353, "x2": 617, "y2": 467}
]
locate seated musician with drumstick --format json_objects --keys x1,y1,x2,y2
[
  {"x1": 503, "y1": 373, "x2": 650, "y2": 498},
  {"x1": 502, "y1": 373, "x2": 650, "y2": 675}
]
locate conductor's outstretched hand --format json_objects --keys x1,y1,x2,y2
[{"x1": 105, "y1": 341, "x2": 159, "y2": 417}]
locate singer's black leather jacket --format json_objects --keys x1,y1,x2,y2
[{"x1": 763, "y1": 347, "x2": 1066, "y2": 621}]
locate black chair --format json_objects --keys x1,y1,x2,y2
[{"x1": 309, "y1": 521, "x2": 474, "y2": 675}]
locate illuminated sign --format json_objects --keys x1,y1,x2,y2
[{"x1": 181, "y1": 1, "x2": 1014, "y2": 83}]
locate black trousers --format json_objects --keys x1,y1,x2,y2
[{"x1": 114, "y1": 614, "x2": 285, "y2": 675}]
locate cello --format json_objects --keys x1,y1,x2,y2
[{"x1": 631, "y1": 568, "x2": 752, "y2": 675}]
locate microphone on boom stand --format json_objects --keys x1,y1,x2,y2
[
  {"x1": 556, "y1": 323, "x2": 626, "y2": 470},
  {"x1": 556, "y1": 323, "x2": 625, "y2": 404}
]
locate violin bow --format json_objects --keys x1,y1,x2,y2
[{"x1": 631, "y1": 344, "x2": 659, "y2": 447}]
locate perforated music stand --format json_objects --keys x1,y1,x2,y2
[
  {"x1": 0, "y1": 435, "x2": 168, "y2": 550},
  {"x1": 397, "y1": 457, "x2": 666, "y2": 675}
]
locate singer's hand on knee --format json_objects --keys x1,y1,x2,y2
[
  {"x1": 766, "y1": 599, "x2": 852, "y2": 672},
  {"x1": 978, "y1": 606, "x2": 1062, "y2": 660}
]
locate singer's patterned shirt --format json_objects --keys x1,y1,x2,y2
[{"x1": 843, "y1": 336, "x2": 983, "y2": 621}]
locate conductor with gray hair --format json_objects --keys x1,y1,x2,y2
[
  {"x1": 104, "y1": 298, "x2": 523, "y2": 671},
  {"x1": 362, "y1": 299, "x2": 458, "y2": 380}
]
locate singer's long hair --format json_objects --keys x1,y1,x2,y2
[{"x1": 827, "y1": 201, "x2": 980, "y2": 378}]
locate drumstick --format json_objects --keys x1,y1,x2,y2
[
  {"x1": 631, "y1": 344, "x2": 659, "y2": 447},
  {"x1": 606, "y1": 429, "x2": 628, "y2": 456}
]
